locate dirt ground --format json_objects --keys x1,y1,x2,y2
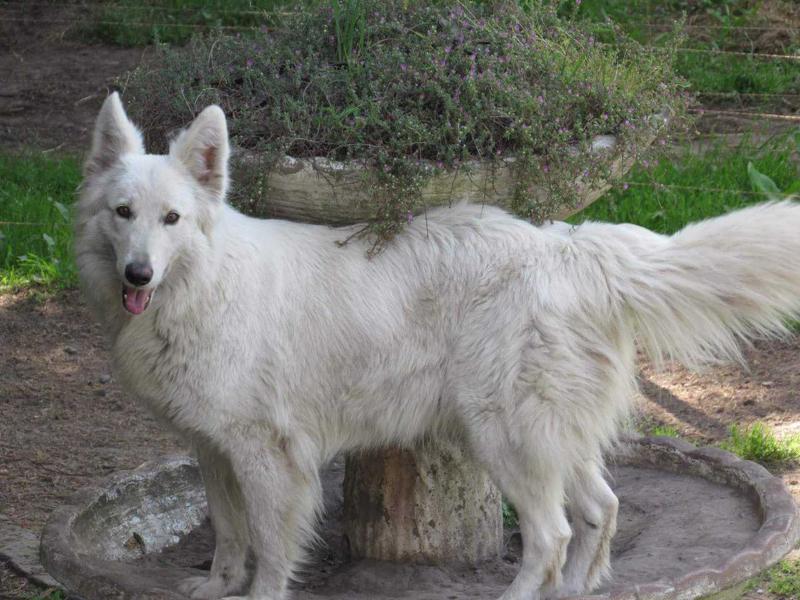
[
  {"x1": 0, "y1": 4, "x2": 145, "y2": 153},
  {"x1": 1, "y1": 4, "x2": 800, "y2": 599}
]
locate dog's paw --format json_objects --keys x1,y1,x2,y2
[
  {"x1": 544, "y1": 583, "x2": 585, "y2": 600},
  {"x1": 179, "y1": 575, "x2": 230, "y2": 599}
]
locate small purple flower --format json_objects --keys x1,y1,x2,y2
[
  {"x1": 542, "y1": 164, "x2": 550, "y2": 173},
  {"x1": 445, "y1": 46, "x2": 452, "y2": 54},
  {"x1": 407, "y1": 211, "x2": 414, "y2": 224},
  {"x1": 537, "y1": 95, "x2": 544, "y2": 104},
  {"x1": 576, "y1": 0, "x2": 581, "y2": 5},
  {"x1": 246, "y1": 58, "x2": 254, "y2": 68},
  {"x1": 436, "y1": 161, "x2": 444, "y2": 169},
  {"x1": 642, "y1": 160, "x2": 650, "y2": 168},
  {"x1": 623, "y1": 183, "x2": 629, "y2": 190},
  {"x1": 400, "y1": 63, "x2": 408, "y2": 72},
  {"x1": 583, "y1": 169, "x2": 590, "y2": 178},
  {"x1": 601, "y1": 113, "x2": 608, "y2": 120}
]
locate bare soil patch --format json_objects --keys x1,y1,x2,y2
[
  {"x1": 0, "y1": 289, "x2": 183, "y2": 531},
  {"x1": 0, "y1": 5, "x2": 145, "y2": 154}
]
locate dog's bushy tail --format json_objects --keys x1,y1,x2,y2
[{"x1": 586, "y1": 201, "x2": 800, "y2": 368}]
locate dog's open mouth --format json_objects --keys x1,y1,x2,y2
[{"x1": 122, "y1": 286, "x2": 153, "y2": 315}]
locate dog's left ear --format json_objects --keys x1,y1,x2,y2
[{"x1": 171, "y1": 105, "x2": 230, "y2": 201}]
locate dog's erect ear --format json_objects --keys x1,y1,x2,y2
[
  {"x1": 170, "y1": 105, "x2": 230, "y2": 201},
  {"x1": 85, "y1": 92, "x2": 144, "y2": 178}
]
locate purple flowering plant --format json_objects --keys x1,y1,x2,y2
[{"x1": 124, "y1": 0, "x2": 687, "y2": 242}]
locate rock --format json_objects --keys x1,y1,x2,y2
[
  {"x1": 64, "y1": 345, "x2": 78, "y2": 355},
  {"x1": 99, "y1": 374, "x2": 112, "y2": 384},
  {"x1": 0, "y1": 513, "x2": 63, "y2": 590}
]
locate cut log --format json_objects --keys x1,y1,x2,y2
[{"x1": 343, "y1": 439, "x2": 502, "y2": 564}]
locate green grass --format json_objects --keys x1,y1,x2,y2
[
  {"x1": 0, "y1": 154, "x2": 81, "y2": 290},
  {"x1": 571, "y1": 132, "x2": 800, "y2": 234},
  {"x1": 720, "y1": 422, "x2": 800, "y2": 466},
  {"x1": 79, "y1": 0, "x2": 296, "y2": 46},
  {"x1": 677, "y1": 51, "x2": 800, "y2": 97},
  {"x1": 744, "y1": 558, "x2": 800, "y2": 598},
  {"x1": 648, "y1": 424, "x2": 682, "y2": 438},
  {"x1": 24, "y1": 590, "x2": 66, "y2": 600},
  {"x1": 765, "y1": 559, "x2": 800, "y2": 598},
  {"x1": 571, "y1": 0, "x2": 800, "y2": 97}
]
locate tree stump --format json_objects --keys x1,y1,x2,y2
[{"x1": 343, "y1": 439, "x2": 502, "y2": 564}]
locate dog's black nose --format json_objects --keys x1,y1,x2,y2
[{"x1": 125, "y1": 262, "x2": 153, "y2": 286}]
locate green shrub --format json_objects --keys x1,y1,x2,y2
[
  {"x1": 123, "y1": 0, "x2": 687, "y2": 242},
  {"x1": 502, "y1": 498, "x2": 519, "y2": 528}
]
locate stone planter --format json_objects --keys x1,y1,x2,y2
[{"x1": 232, "y1": 121, "x2": 665, "y2": 224}]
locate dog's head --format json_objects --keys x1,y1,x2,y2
[{"x1": 77, "y1": 93, "x2": 229, "y2": 317}]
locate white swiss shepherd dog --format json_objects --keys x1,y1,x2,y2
[{"x1": 76, "y1": 93, "x2": 800, "y2": 600}]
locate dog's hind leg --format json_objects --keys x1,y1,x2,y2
[
  {"x1": 468, "y1": 423, "x2": 572, "y2": 600},
  {"x1": 216, "y1": 427, "x2": 322, "y2": 600},
  {"x1": 179, "y1": 444, "x2": 250, "y2": 599},
  {"x1": 551, "y1": 462, "x2": 618, "y2": 598}
]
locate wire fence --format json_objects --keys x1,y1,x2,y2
[
  {"x1": 0, "y1": 221, "x2": 49, "y2": 226},
  {"x1": 644, "y1": 22, "x2": 800, "y2": 33},
  {"x1": 0, "y1": 2, "x2": 794, "y2": 31},
  {"x1": 688, "y1": 108, "x2": 800, "y2": 122}
]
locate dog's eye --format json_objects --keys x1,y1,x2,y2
[
  {"x1": 116, "y1": 206, "x2": 131, "y2": 219},
  {"x1": 165, "y1": 211, "x2": 180, "y2": 225}
]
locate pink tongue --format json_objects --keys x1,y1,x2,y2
[{"x1": 124, "y1": 287, "x2": 151, "y2": 315}]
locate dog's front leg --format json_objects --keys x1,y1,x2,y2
[
  {"x1": 180, "y1": 443, "x2": 249, "y2": 599},
  {"x1": 217, "y1": 426, "x2": 321, "y2": 600}
]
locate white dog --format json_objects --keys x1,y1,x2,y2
[{"x1": 76, "y1": 93, "x2": 800, "y2": 600}]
